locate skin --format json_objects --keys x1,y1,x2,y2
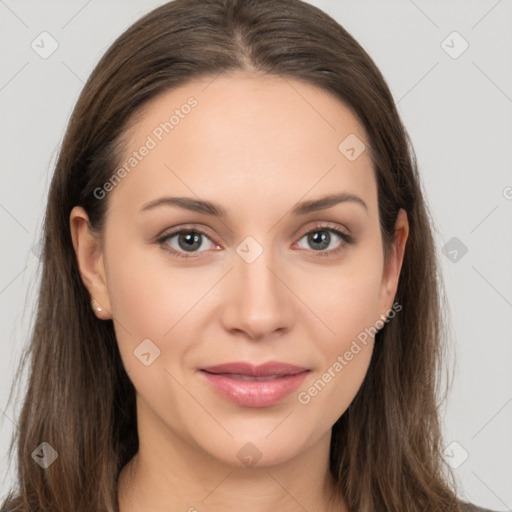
[{"x1": 70, "y1": 71, "x2": 408, "y2": 512}]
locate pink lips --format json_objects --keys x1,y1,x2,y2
[{"x1": 199, "y1": 361, "x2": 310, "y2": 407}]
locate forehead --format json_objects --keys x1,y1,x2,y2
[{"x1": 109, "y1": 71, "x2": 377, "y2": 219}]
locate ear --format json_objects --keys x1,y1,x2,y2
[
  {"x1": 377, "y1": 208, "x2": 409, "y2": 320},
  {"x1": 69, "y1": 206, "x2": 112, "y2": 320}
]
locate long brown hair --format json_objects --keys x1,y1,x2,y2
[{"x1": 2, "y1": 0, "x2": 463, "y2": 510}]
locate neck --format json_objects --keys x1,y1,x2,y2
[{"x1": 117, "y1": 401, "x2": 347, "y2": 512}]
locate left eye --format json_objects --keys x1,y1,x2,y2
[{"x1": 296, "y1": 227, "x2": 349, "y2": 253}]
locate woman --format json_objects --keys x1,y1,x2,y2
[{"x1": 1, "y1": 0, "x2": 500, "y2": 511}]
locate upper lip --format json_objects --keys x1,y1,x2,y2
[{"x1": 200, "y1": 361, "x2": 309, "y2": 377}]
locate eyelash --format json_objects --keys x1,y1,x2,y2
[{"x1": 156, "y1": 223, "x2": 353, "y2": 260}]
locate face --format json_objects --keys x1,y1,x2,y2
[{"x1": 71, "y1": 71, "x2": 408, "y2": 469}]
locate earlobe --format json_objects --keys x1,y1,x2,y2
[{"x1": 69, "y1": 206, "x2": 112, "y2": 320}]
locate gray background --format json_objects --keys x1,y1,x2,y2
[{"x1": 1, "y1": 0, "x2": 511, "y2": 509}]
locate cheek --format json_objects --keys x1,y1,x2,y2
[
  {"x1": 105, "y1": 238, "x2": 208, "y2": 341},
  {"x1": 299, "y1": 253, "x2": 383, "y2": 347},
  {"x1": 293, "y1": 254, "x2": 382, "y2": 415},
  {"x1": 297, "y1": 275, "x2": 378, "y2": 426},
  {"x1": 300, "y1": 343, "x2": 373, "y2": 430},
  {"x1": 104, "y1": 243, "x2": 202, "y2": 406}
]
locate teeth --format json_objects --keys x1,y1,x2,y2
[{"x1": 217, "y1": 373, "x2": 286, "y2": 381}]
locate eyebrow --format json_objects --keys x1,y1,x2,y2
[{"x1": 139, "y1": 192, "x2": 368, "y2": 216}]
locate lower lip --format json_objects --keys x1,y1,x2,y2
[{"x1": 199, "y1": 370, "x2": 309, "y2": 407}]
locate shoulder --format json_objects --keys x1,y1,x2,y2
[{"x1": 461, "y1": 502, "x2": 504, "y2": 512}]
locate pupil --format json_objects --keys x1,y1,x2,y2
[
  {"x1": 179, "y1": 232, "x2": 201, "y2": 251},
  {"x1": 309, "y1": 231, "x2": 329, "y2": 250}
]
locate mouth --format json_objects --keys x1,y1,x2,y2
[
  {"x1": 200, "y1": 361, "x2": 309, "y2": 377},
  {"x1": 198, "y1": 361, "x2": 310, "y2": 407},
  {"x1": 202, "y1": 372, "x2": 297, "y2": 381}
]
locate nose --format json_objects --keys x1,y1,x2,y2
[{"x1": 220, "y1": 248, "x2": 295, "y2": 341}]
